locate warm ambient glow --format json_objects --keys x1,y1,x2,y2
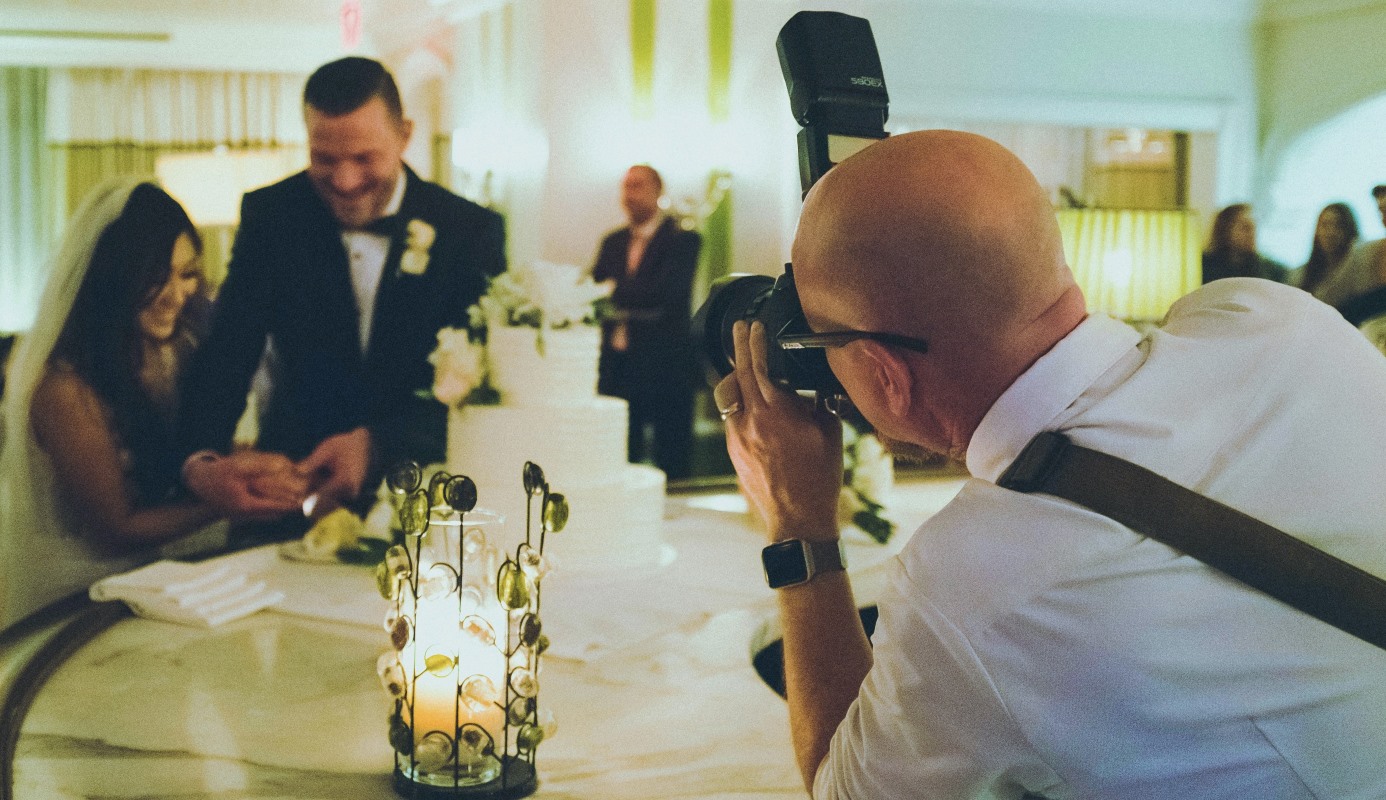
[
  {"x1": 156, "y1": 146, "x2": 298, "y2": 227},
  {"x1": 1058, "y1": 208, "x2": 1202, "y2": 322}
]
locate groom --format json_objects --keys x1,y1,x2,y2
[{"x1": 181, "y1": 56, "x2": 506, "y2": 529}]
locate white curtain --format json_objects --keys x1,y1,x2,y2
[
  {"x1": 46, "y1": 68, "x2": 307, "y2": 147},
  {"x1": 0, "y1": 67, "x2": 59, "y2": 334},
  {"x1": 46, "y1": 68, "x2": 307, "y2": 217},
  {"x1": 42, "y1": 68, "x2": 307, "y2": 289}
]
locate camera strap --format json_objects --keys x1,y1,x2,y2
[{"x1": 997, "y1": 431, "x2": 1386, "y2": 652}]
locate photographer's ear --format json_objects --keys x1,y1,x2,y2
[{"x1": 858, "y1": 341, "x2": 914, "y2": 419}]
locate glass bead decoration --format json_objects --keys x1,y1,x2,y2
[
  {"x1": 387, "y1": 461, "x2": 422, "y2": 495},
  {"x1": 419, "y1": 564, "x2": 456, "y2": 601},
  {"x1": 517, "y1": 544, "x2": 550, "y2": 580},
  {"x1": 462, "y1": 526, "x2": 486, "y2": 557},
  {"x1": 399, "y1": 490, "x2": 430, "y2": 535},
  {"x1": 460, "y1": 674, "x2": 499, "y2": 714},
  {"x1": 424, "y1": 651, "x2": 455, "y2": 678},
  {"x1": 522, "y1": 461, "x2": 546, "y2": 496},
  {"x1": 516, "y1": 724, "x2": 544, "y2": 752},
  {"x1": 518, "y1": 613, "x2": 542, "y2": 648},
  {"x1": 509, "y1": 667, "x2": 538, "y2": 698},
  {"x1": 416, "y1": 731, "x2": 455, "y2": 773},
  {"x1": 428, "y1": 471, "x2": 452, "y2": 510},
  {"x1": 377, "y1": 652, "x2": 406, "y2": 698},
  {"x1": 461, "y1": 614, "x2": 497, "y2": 647},
  {"x1": 390, "y1": 616, "x2": 411, "y2": 651},
  {"x1": 507, "y1": 696, "x2": 533, "y2": 727},
  {"x1": 446, "y1": 475, "x2": 478, "y2": 513},
  {"x1": 542, "y1": 493, "x2": 569, "y2": 533},
  {"x1": 497, "y1": 560, "x2": 530, "y2": 610}
]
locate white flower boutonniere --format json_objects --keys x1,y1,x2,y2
[{"x1": 400, "y1": 218, "x2": 435, "y2": 276}]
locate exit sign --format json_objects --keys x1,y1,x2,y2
[{"x1": 341, "y1": 0, "x2": 362, "y2": 50}]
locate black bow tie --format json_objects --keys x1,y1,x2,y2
[{"x1": 352, "y1": 215, "x2": 400, "y2": 237}]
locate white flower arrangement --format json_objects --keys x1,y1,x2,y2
[
  {"x1": 428, "y1": 261, "x2": 613, "y2": 408},
  {"x1": 399, "y1": 219, "x2": 435, "y2": 276},
  {"x1": 839, "y1": 420, "x2": 896, "y2": 544},
  {"x1": 428, "y1": 327, "x2": 486, "y2": 407},
  {"x1": 467, "y1": 260, "x2": 614, "y2": 331}
]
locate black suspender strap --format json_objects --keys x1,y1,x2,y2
[{"x1": 997, "y1": 431, "x2": 1386, "y2": 652}]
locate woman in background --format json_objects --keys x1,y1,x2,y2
[
  {"x1": 0, "y1": 179, "x2": 301, "y2": 627},
  {"x1": 1202, "y1": 203, "x2": 1290, "y2": 285},
  {"x1": 1293, "y1": 202, "x2": 1359, "y2": 296}
]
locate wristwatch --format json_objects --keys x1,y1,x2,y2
[{"x1": 762, "y1": 538, "x2": 847, "y2": 589}]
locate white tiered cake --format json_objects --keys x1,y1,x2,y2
[{"x1": 446, "y1": 324, "x2": 667, "y2": 571}]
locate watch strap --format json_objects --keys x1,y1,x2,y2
[
  {"x1": 763, "y1": 538, "x2": 847, "y2": 589},
  {"x1": 803, "y1": 538, "x2": 847, "y2": 578}
]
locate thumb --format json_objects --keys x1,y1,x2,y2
[{"x1": 297, "y1": 440, "x2": 334, "y2": 476}]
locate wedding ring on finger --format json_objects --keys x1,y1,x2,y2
[{"x1": 719, "y1": 401, "x2": 742, "y2": 421}]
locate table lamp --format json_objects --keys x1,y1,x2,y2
[{"x1": 1056, "y1": 208, "x2": 1202, "y2": 323}]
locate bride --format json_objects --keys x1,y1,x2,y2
[{"x1": 0, "y1": 178, "x2": 304, "y2": 628}]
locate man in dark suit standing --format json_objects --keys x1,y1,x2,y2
[
  {"x1": 181, "y1": 57, "x2": 505, "y2": 527},
  {"x1": 592, "y1": 165, "x2": 701, "y2": 480}
]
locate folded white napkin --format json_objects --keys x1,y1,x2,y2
[{"x1": 90, "y1": 558, "x2": 284, "y2": 628}]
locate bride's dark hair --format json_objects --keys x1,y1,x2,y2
[{"x1": 50, "y1": 182, "x2": 204, "y2": 505}]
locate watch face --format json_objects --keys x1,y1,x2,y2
[{"x1": 763, "y1": 540, "x2": 811, "y2": 589}]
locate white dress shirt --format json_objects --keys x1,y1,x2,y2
[
  {"x1": 341, "y1": 171, "x2": 407, "y2": 353},
  {"x1": 816, "y1": 279, "x2": 1386, "y2": 799}
]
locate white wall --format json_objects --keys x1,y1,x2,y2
[
  {"x1": 443, "y1": 0, "x2": 1259, "y2": 279},
  {"x1": 1256, "y1": 0, "x2": 1386, "y2": 264},
  {"x1": 2, "y1": 0, "x2": 1264, "y2": 276},
  {"x1": 857, "y1": 0, "x2": 1257, "y2": 219},
  {"x1": 0, "y1": 0, "x2": 348, "y2": 72}
]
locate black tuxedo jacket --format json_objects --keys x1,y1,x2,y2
[
  {"x1": 179, "y1": 167, "x2": 505, "y2": 472},
  {"x1": 592, "y1": 216, "x2": 701, "y2": 374}
]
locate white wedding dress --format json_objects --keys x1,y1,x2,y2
[{"x1": 0, "y1": 178, "x2": 152, "y2": 628}]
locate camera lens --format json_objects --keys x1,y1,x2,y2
[{"x1": 690, "y1": 274, "x2": 775, "y2": 387}]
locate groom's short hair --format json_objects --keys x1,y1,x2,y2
[{"x1": 304, "y1": 57, "x2": 404, "y2": 123}]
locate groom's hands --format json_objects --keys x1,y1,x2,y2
[
  {"x1": 183, "y1": 450, "x2": 309, "y2": 520},
  {"x1": 296, "y1": 427, "x2": 372, "y2": 518}
]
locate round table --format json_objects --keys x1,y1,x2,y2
[{"x1": 4, "y1": 478, "x2": 965, "y2": 799}]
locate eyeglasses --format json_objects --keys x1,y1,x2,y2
[{"x1": 777, "y1": 329, "x2": 930, "y2": 354}]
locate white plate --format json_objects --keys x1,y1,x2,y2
[{"x1": 278, "y1": 540, "x2": 340, "y2": 564}]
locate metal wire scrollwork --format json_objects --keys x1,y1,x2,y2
[{"x1": 378, "y1": 461, "x2": 562, "y2": 798}]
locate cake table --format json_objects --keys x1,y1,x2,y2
[{"x1": 3, "y1": 476, "x2": 966, "y2": 799}]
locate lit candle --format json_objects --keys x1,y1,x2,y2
[{"x1": 405, "y1": 598, "x2": 507, "y2": 740}]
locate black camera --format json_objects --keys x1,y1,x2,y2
[{"x1": 690, "y1": 11, "x2": 889, "y2": 397}]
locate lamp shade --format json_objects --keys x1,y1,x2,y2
[{"x1": 1057, "y1": 208, "x2": 1202, "y2": 322}]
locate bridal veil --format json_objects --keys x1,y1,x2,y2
[{"x1": 0, "y1": 177, "x2": 148, "y2": 628}]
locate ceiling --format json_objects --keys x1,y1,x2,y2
[
  {"x1": 0, "y1": 0, "x2": 1374, "y2": 72},
  {"x1": 0, "y1": 0, "x2": 1328, "y2": 32}
]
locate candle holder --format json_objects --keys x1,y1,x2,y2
[{"x1": 376, "y1": 460, "x2": 566, "y2": 799}]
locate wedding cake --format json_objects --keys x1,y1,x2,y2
[{"x1": 436, "y1": 263, "x2": 667, "y2": 572}]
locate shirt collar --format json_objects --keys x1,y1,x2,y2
[
  {"x1": 383, "y1": 169, "x2": 407, "y2": 218},
  {"x1": 631, "y1": 214, "x2": 663, "y2": 240},
  {"x1": 966, "y1": 313, "x2": 1143, "y2": 482}
]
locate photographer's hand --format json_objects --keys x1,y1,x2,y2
[
  {"x1": 717, "y1": 320, "x2": 842, "y2": 539},
  {"x1": 718, "y1": 320, "x2": 869, "y2": 793}
]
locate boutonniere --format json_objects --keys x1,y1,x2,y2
[{"x1": 400, "y1": 218, "x2": 435, "y2": 276}]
